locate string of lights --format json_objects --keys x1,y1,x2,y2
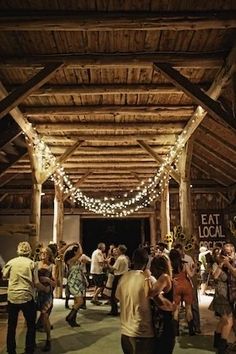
[{"x1": 23, "y1": 125, "x2": 187, "y2": 216}]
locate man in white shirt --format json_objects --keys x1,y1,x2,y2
[
  {"x1": 108, "y1": 244, "x2": 129, "y2": 316},
  {"x1": 116, "y1": 248, "x2": 154, "y2": 354},
  {"x1": 3, "y1": 241, "x2": 49, "y2": 354},
  {"x1": 90, "y1": 242, "x2": 106, "y2": 305}
]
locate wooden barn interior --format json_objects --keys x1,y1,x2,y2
[{"x1": 0, "y1": 0, "x2": 236, "y2": 261}]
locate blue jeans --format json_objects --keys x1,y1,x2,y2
[{"x1": 7, "y1": 299, "x2": 36, "y2": 354}]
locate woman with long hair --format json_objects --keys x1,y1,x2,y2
[
  {"x1": 65, "y1": 243, "x2": 86, "y2": 327},
  {"x1": 169, "y1": 248, "x2": 194, "y2": 336},
  {"x1": 209, "y1": 247, "x2": 233, "y2": 354},
  {"x1": 37, "y1": 247, "x2": 56, "y2": 352},
  {"x1": 148, "y1": 255, "x2": 175, "y2": 354}
]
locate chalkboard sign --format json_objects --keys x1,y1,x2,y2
[{"x1": 198, "y1": 211, "x2": 226, "y2": 249}]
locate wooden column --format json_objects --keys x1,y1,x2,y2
[
  {"x1": 27, "y1": 143, "x2": 42, "y2": 252},
  {"x1": 178, "y1": 141, "x2": 193, "y2": 238},
  {"x1": 149, "y1": 213, "x2": 157, "y2": 246},
  {"x1": 53, "y1": 181, "x2": 64, "y2": 244},
  {"x1": 160, "y1": 182, "x2": 170, "y2": 240},
  {"x1": 53, "y1": 179, "x2": 64, "y2": 299},
  {"x1": 29, "y1": 183, "x2": 42, "y2": 251}
]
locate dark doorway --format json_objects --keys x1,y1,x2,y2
[{"x1": 82, "y1": 218, "x2": 150, "y2": 258}]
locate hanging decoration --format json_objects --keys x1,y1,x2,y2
[{"x1": 24, "y1": 124, "x2": 186, "y2": 217}]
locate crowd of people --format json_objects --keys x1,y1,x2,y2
[{"x1": 2, "y1": 239, "x2": 236, "y2": 354}]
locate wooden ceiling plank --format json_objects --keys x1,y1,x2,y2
[
  {"x1": 0, "y1": 52, "x2": 224, "y2": 69},
  {"x1": 0, "y1": 63, "x2": 63, "y2": 120},
  {"x1": 153, "y1": 62, "x2": 236, "y2": 129},
  {"x1": 137, "y1": 139, "x2": 180, "y2": 183},
  {"x1": 0, "y1": 11, "x2": 236, "y2": 31}
]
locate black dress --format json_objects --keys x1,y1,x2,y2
[{"x1": 154, "y1": 285, "x2": 175, "y2": 354}]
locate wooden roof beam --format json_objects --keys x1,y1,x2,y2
[
  {"x1": 0, "y1": 173, "x2": 19, "y2": 187},
  {"x1": 151, "y1": 44, "x2": 236, "y2": 158},
  {"x1": 63, "y1": 171, "x2": 93, "y2": 201},
  {"x1": 0, "y1": 116, "x2": 22, "y2": 149},
  {"x1": 0, "y1": 11, "x2": 235, "y2": 31},
  {"x1": 194, "y1": 141, "x2": 236, "y2": 174},
  {"x1": 153, "y1": 62, "x2": 236, "y2": 129},
  {"x1": 36, "y1": 122, "x2": 184, "y2": 134},
  {"x1": 0, "y1": 63, "x2": 63, "y2": 120},
  {"x1": 137, "y1": 140, "x2": 180, "y2": 184},
  {"x1": 0, "y1": 149, "x2": 27, "y2": 178},
  {"x1": 0, "y1": 52, "x2": 224, "y2": 69},
  {"x1": 40, "y1": 139, "x2": 84, "y2": 184},
  {"x1": 39, "y1": 134, "x2": 178, "y2": 143},
  {"x1": 0, "y1": 82, "x2": 37, "y2": 141},
  {"x1": 24, "y1": 105, "x2": 194, "y2": 117},
  {"x1": 8, "y1": 83, "x2": 210, "y2": 96},
  {"x1": 192, "y1": 156, "x2": 234, "y2": 185}
]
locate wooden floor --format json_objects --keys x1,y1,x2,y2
[{"x1": 0, "y1": 293, "x2": 235, "y2": 354}]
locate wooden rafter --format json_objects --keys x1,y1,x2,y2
[
  {"x1": 0, "y1": 173, "x2": 19, "y2": 187},
  {"x1": 194, "y1": 141, "x2": 236, "y2": 175},
  {"x1": 137, "y1": 140, "x2": 180, "y2": 184},
  {"x1": 23, "y1": 105, "x2": 193, "y2": 117},
  {"x1": 0, "y1": 148, "x2": 28, "y2": 178},
  {"x1": 36, "y1": 122, "x2": 184, "y2": 134},
  {"x1": 0, "y1": 116, "x2": 21, "y2": 149},
  {"x1": 0, "y1": 63, "x2": 63, "y2": 120},
  {"x1": 153, "y1": 44, "x2": 236, "y2": 161},
  {"x1": 192, "y1": 157, "x2": 233, "y2": 186},
  {"x1": 8, "y1": 83, "x2": 210, "y2": 96},
  {"x1": 0, "y1": 52, "x2": 224, "y2": 69},
  {"x1": 0, "y1": 11, "x2": 235, "y2": 31},
  {"x1": 0, "y1": 82, "x2": 40, "y2": 141},
  {"x1": 40, "y1": 140, "x2": 84, "y2": 184},
  {"x1": 63, "y1": 171, "x2": 93, "y2": 201},
  {"x1": 153, "y1": 62, "x2": 236, "y2": 129},
  {"x1": 38, "y1": 134, "x2": 178, "y2": 143}
]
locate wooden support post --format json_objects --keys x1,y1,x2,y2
[
  {"x1": 150, "y1": 213, "x2": 157, "y2": 246},
  {"x1": 27, "y1": 142, "x2": 42, "y2": 252},
  {"x1": 53, "y1": 179, "x2": 64, "y2": 299},
  {"x1": 29, "y1": 183, "x2": 42, "y2": 252},
  {"x1": 178, "y1": 141, "x2": 193, "y2": 238},
  {"x1": 53, "y1": 181, "x2": 64, "y2": 244},
  {"x1": 160, "y1": 183, "x2": 170, "y2": 241}
]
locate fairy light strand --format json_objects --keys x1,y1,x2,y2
[{"x1": 24, "y1": 118, "x2": 194, "y2": 217}]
